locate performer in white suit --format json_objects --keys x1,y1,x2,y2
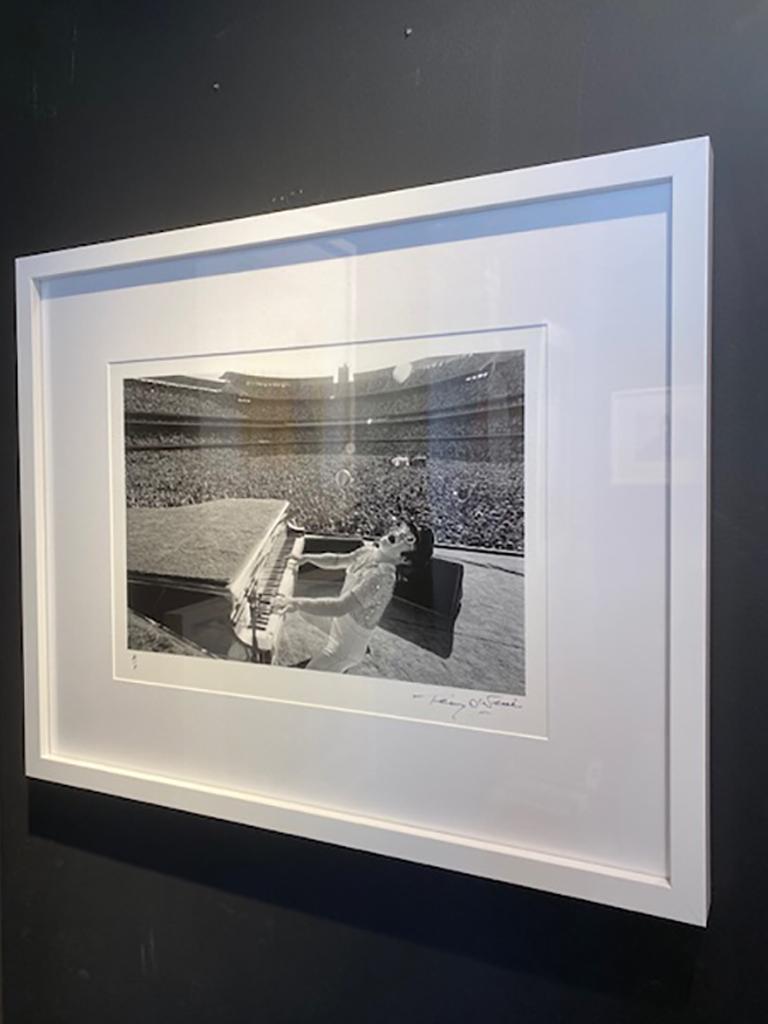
[{"x1": 273, "y1": 521, "x2": 433, "y2": 674}]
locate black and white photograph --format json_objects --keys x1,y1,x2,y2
[{"x1": 123, "y1": 338, "x2": 526, "y2": 695}]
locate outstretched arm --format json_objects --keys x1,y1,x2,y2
[
  {"x1": 275, "y1": 589, "x2": 363, "y2": 618},
  {"x1": 274, "y1": 565, "x2": 395, "y2": 619},
  {"x1": 294, "y1": 550, "x2": 359, "y2": 570}
]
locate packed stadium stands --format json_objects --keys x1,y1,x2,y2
[
  {"x1": 125, "y1": 351, "x2": 523, "y2": 423},
  {"x1": 222, "y1": 370, "x2": 335, "y2": 400},
  {"x1": 125, "y1": 452, "x2": 524, "y2": 551},
  {"x1": 126, "y1": 408, "x2": 523, "y2": 449},
  {"x1": 124, "y1": 350, "x2": 525, "y2": 551},
  {"x1": 125, "y1": 379, "x2": 254, "y2": 420}
]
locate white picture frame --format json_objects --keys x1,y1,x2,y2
[{"x1": 16, "y1": 137, "x2": 711, "y2": 924}]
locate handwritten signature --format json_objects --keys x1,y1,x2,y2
[{"x1": 411, "y1": 692, "x2": 522, "y2": 720}]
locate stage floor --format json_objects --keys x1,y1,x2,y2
[{"x1": 276, "y1": 547, "x2": 525, "y2": 696}]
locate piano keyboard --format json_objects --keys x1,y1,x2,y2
[
  {"x1": 250, "y1": 534, "x2": 298, "y2": 629},
  {"x1": 230, "y1": 524, "x2": 304, "y2": 663}
]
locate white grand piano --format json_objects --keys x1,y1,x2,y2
[{"x1": 127, "y1": 497, "x2": 304, "y2": 662}]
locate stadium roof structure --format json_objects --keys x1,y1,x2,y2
[
  {"x1": 125, "y1": 350, "x2": 524, "y2": 416},
  {"x1": 127, "y1": 498, "x2": 288, "y2": 585},
  {"x1": 350, "y1": 349, "x2": 523, "y2": 395},
  {"x1": 136, "y1": 375, "x2": 227, "y2": 392},
  {"x1": 222, "y1": 370, "x2": 335, "y2": 400},
  {"x1": 220, "y1": 350, "x2": 522, "y2": 398}
]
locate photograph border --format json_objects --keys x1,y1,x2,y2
[
  {"x1": 16, "y1": 137, "x2": 711, "y2": 924},
  {"x1": 109, "y1": 326, "x2": 547, "y2": 738}
]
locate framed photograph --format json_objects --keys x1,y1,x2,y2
[{"x1": 16, "y1": 137, "x2": 711, "y2": 923}]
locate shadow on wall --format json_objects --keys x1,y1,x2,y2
[{"x1": 29, "y1": 779, "x2": 703, "y2": 1010}]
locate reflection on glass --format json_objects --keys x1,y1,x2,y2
[{"x1": 123, "y1": 337, "x2": 526, "y2": 695}]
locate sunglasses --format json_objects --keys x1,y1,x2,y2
[{"x1": 387, "y1": 526, "x2": 416, "y2": 546}]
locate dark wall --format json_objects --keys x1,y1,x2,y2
[{"x1": 2, "y1": 2, "x2": 767, "y2": 1021}]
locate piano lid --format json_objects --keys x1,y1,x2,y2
[{"x1": 127, "y1": 498, "x2": 288, "y2": 586}]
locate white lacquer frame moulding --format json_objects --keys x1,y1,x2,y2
[{"x1": 16, "y1": 137, "x2": 711, "y2": 924}]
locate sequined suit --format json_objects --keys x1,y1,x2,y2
[{"x1": 292, "y1": 545, "x2": 396, "y2": 673}]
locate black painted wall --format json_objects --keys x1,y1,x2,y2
[{"x1": 2, "y1": 2, "x2": 767, "y2": 1021}]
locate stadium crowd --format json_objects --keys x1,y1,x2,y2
[
  {"x1": 126, "y1": 450, "x2": 524, "y2": 551},
  {"x1": 124, "y1": 354, "x2": 523, "y2": 426},
  {"x1": 127, "y1": 436, "x2": 522, "y2": 463},
  {"x1": 222, "y1": 371, "x2": 334, "y2": 399},
  {"x1": 125, "y1": 379, "x2": 251, "y2": 420},
  {"x1": 125, "y1": 407, "x2": 523, "y2": 450},
  {"x1": 343, "y1": 358, "x2": 523, "y2": 419},
  {"x1": 124, "y1": 351, "x2": 527, "y2": 551},
  {"x1": 348, "y1": 352, "x2": 520, "y2": 394}
]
